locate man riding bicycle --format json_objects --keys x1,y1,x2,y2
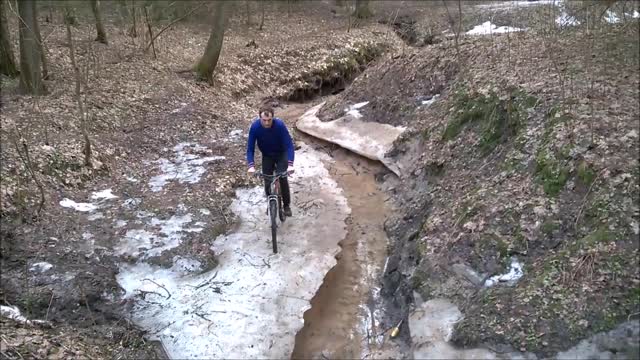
[{"x1": 246, "y1": 106, "x2": 295, "y2": 217}]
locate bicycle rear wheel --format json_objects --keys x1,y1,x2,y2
[{"x1": 270, "y1": 200, "x2": 278, "y2": 253}]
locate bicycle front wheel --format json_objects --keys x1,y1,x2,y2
[{"x1": 270, "y1": 200, "x2": 278, "y2": 254}]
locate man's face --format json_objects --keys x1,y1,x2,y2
[{"x1": 260, "y1": 112, "x2": 273, "y2": 128}]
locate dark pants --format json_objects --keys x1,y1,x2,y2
[{"x1": 262, "y1": 152, "x2": 291, "y2": 207}]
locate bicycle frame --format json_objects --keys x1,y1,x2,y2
[{"x1": 256, "y1": 171, "x2": 288, "y2": 217}]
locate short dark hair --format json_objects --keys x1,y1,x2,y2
[{"x1": 259, "y1": 106, "x2": 274, "y2": 118}]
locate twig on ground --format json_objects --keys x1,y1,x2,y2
[{"x1": 142, "y1": 278, "x2": 172, "y2": 299}]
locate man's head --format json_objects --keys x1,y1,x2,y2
[{"x1": 259, "y1": 106, "x2": 274, "y2": 128}]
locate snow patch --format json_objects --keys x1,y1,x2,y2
[
  {"x1": 88, "y1": 212, "x2": 104, "y2": 221},
  {"x1": 91, "y1": 189, "x2": 118, "y2": 200},
  {"x1": 605, "y1": 10, "x2": 620, "y2": 24},
  {"x1": 115, "y1": 214, "x2": 193, "y2": 259},
  {"x1": 29, "y1": 262, "x2": 53, "y2": 273},
  {"x1": 1, "y1": 306, "x2": 50, "y2": 327},
  {"x1": 60, "y1": 198, "x2": 98, "y2": 212},
  {"x1": 199, "y1": 208, "x2": 211, "y2": 216},
  {"x1": 556, "y1": 12, "x2": 580, "y2": 27},
  {"x1": 149, "y1": 143, "x2": 225, "y2": 192},
  {"x1": 344, "y1": 101, "x2": 370, "y2": 119},
  {"x1": 297, "y1": 102, "x2": 405, "y2": 177},
  {"x1": 476, "y1": 0, "x2": 559, "y2": 10},
  {"x1": 467, "y1": 21, "x2": 524, "y2": 35},
  {"x1": 115, "y1": 220, "x2": 128, "y2": 228},
  {"x1": 484, "y1": 258, "x2": 524, "y2": 287},
  {"x1": 421, "y1": 94, "x2": 440, "y2": 107}
]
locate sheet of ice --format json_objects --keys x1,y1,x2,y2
[
  {"x1": 91, "y1": 189, "x2": 118, "y2": 200},
  {"x1": 60, "y1": 198, "x2": 98, "y2": 212},
  {"x1": 297, "y1": 102, "x2": 405, "y2": 177},
  {"x1": 116, "y1": 144, "x2": 350, "y2": 359},
  {"x1": 484, "y1": 258, "x2": 524, "y2": 287},
  {"x1": 605, "y1": 10, "x2": 620, "y2": 24},
  {"x1": 149, "y1": 143, "x2": 225, "y2": 192},
  {"x1": 466, "y1": 21, "x2": 524, "y2": 35},
  {"x1": 29, "y1": 262, "x2": 53, "y2": 273},
  {"x1": 556, "y1": 12, "x2": 580, "y2": 27}
]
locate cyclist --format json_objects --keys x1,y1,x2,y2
[{"x1": 246, "y1": 106, "x2": 295, "y2": 217}]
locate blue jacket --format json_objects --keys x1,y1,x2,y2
[{"x1": 246, "y1": 118, "x2": 295, "y2": 168}]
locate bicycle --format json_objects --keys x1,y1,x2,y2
[{"x1": 255, "y1": 171, "x2": 288, "y2": 253}]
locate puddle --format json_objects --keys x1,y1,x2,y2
[{"x1": 116, "y1": 144, "x2": 350, "y2": 358}]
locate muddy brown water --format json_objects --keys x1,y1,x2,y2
[{"x1": 278, "y1": 103, "x2": 390, "y2": 359}]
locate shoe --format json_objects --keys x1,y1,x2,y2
[{"x1": 284, "y1": 206, "x2": 292, "y2": 217}]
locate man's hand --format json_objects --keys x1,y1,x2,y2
[
  {"x1": 248, "y1": 166, "x2": 256, "y2": 175},
  {"x1": 287, "y1": 165, "x2": 295, "y2": 175}
]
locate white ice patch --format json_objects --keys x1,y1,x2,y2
[
  {"x1": 116, "y1": 144, "x2": 350, "y2": 359},
  {"x1": 149, "y1": 143, "x2": 225, "y2": 192},
  {"x1": 29, "y1": 262, "x2": 53, "y2": 273},
  {"x1": 467, "y1": 21, "x2": 524, "y2": 35},
  {"x1": 556, "y1": 12, "x2": 580, "y2": 27},
  {"x1": 484, "y1": 258, "x2": 524, "y2": 287},
  {"x1": 605, "y1": 10, "x2": 620, "y2": 23},
  {"x1": 344, "y1": 101, "x2": 370, "y2": 119},
  {"x1": 91, "y1": 189, "x2": 118, "y2": 200},
  {"x1": 115, "y1": 214, "x2": 193, "y2": 259},
  {"x1": 115, "y1": 220, "x2": 128, "y2": 228},
  {"x1": 199, "y1": 208, "x2": 211, "y2": 216},
  {"x1": 127, "y1": 176, "x2": 139, "y2": 183},
  {"x1": 632, "y1": 10, "x2": 640, "y2": 19},
  {"x1": 60, "y1": 198, "x2": 98, "y2": 212}
]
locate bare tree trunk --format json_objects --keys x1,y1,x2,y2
[
  {"x1": 90, "y1": 0, "x2": 108, "y2": 44},
  {"x1": 353, "y1": 0, "x2": 372, "y2": 19},
  {"x1": 259, "y1": 0, "x2": 265, "y2": 30},
  {"x1": 63, "y1": 3, "x2": 78, "y2": 25},
  {"x1": 0, "y1": 0, "x2": 18, "y2": 77},
  {"x1": 194, "y1": 1, "x2": 230, "y2": 84},
  {"x1": 32, "y1": 1, "x2": 48, "y2": 79},
  {"x1": 128, "y1": 0, "x2": 137, "y2": 37},
  {"x1": 143, "y1": 5, "x2": 156, "y2": 59},
  {"x1": 18, "y1": 0, "x2": 44, "y2": 94},
  {"x1": 65, "y1": 5, "x2": 92, "y2": 168},
  {"x1": 245, "y1": 0, "x2": 251, "y2": 26}
]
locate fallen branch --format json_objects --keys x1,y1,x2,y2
[
  {"x1": 143, "y1": 278, "x2": 172, "y2": 299},
  {"x1": 144, "y1": 2, "x2": 207, "y2": 52}
]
